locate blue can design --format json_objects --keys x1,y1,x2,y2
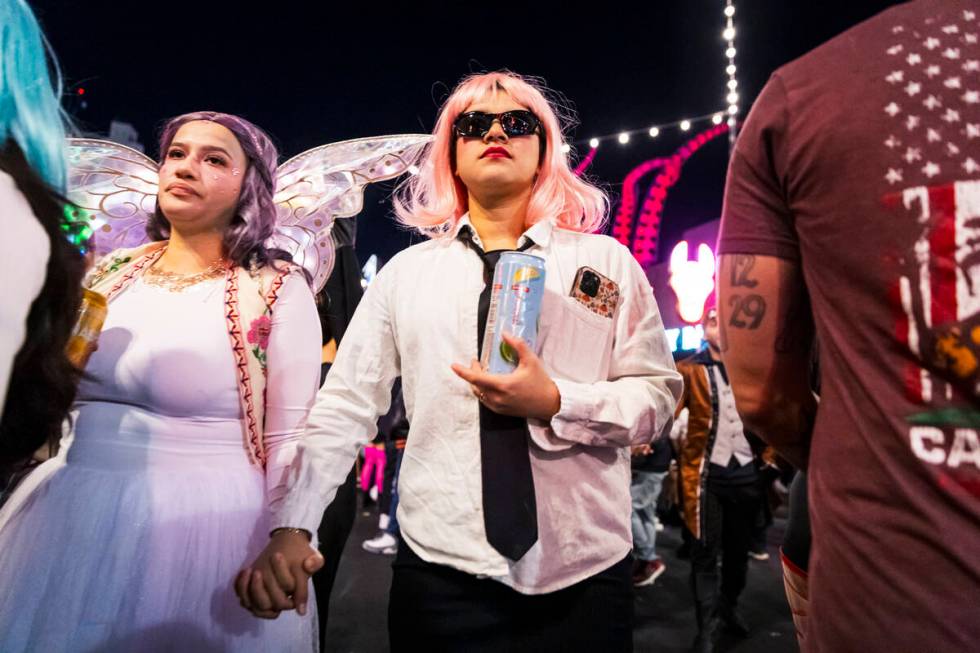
[{"x1": 480, "y1": 252, "x2": 547, "y2": 374}]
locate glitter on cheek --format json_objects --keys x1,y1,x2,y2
[
  {"x1": 210, "y1": 173, "x2": 242, "y2": 195},
  {"x1": 231, "y1": 168, "x2": 241, "y2": 177}
]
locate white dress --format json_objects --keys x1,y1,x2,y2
[{"x1": 0, "y1": 269, "x2": 322, "y2": 652}]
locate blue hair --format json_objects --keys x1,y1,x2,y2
[{"x1": 0, "y1": 0, "x2": 68, "y2": 191}]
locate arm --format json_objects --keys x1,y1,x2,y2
[
  {"x1": 238, "y1": 262, "x2": 401, "y2": 618},
  {"x1": 235, "y1": 271, "x2": 323, "y2": 619},
  {"x1": 262, "y1": 272, "x2": 324, "y2": 532},
  {"x1": 717, "y1": 253, "x2": 816, "y2": 469},
  {"x1": 453, "y1": 251, "x2": 683, "y2": 450},
  {"x1": 272, "y1": 262, "x2": 400, "y2": 532}
]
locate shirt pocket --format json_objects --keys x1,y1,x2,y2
[{"x1": 541, "y1": 296, "x2": 614, "y2": 383}]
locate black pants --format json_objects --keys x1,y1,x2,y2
[
  {"x1": 389, "y1": 540, "x2": 633, "y2": 653},
  {"x1": 312, "y1": 464, "x2": 357, "y2": 651},
  {"x1": 690, "y1": 471, "x2": 763, "y2": 624}
]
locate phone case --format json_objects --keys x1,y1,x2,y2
[{"x1": 570, "y1": 266, "x2": 620, "y2": 318}]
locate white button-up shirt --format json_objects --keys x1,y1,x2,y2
[
  {"x1": 276, "y1": 215, "x2": 682, "y2": 594},
  {"x1": 708, "y1": 366, "x2": 754, "y2": 467}
]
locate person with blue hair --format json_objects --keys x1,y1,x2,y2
[{"x1": 0, "y1": 0, "x2": 85, "y2": 473}]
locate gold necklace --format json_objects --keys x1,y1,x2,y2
[{"x1": 144, "y1": 256, "x2": 229, "y2": 292}]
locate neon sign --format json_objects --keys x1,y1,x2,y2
[
  {"x1": 665, "y1": 325, "x2": 706, "y2": 353},
  {"x1": 668, "y1": 240, "x2": 715, "y2": 324}
]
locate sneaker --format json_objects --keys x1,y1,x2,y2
[
  {"x1": 632, "y1": 559, "x2": 666, "y2": 587},
  {"x1": 362, "y1": 531, "x2": 398, "y2": 555},
  {"x1": 748, "y1": 549, "x2": 770, "y2": 561}
]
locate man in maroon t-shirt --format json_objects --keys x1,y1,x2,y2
[{"x1": 717, "y1": 1, "x2": 980, "y2": 651}]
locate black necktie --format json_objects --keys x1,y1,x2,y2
[{"x1": 460, "y1": 227, "x2": 538, "y2": 561}]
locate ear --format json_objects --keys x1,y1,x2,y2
[
  {"x1": 697, "y1": 244, "x2": 715, "y2": 276},
  {"x1": 669, "y1": 240, "x2": 689, "y2": 273}
]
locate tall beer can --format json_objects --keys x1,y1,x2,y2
[
  {"x1": 480, "y1": 252, "x2": 546, "y2": 374},
  {"x1": 66, "y1": 288, "x2": 107, "y2": 369}
]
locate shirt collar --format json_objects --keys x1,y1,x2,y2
[{"x1": 453, "y1": 213, "x2": 554, "y2": 250}]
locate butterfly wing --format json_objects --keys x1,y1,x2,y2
[
  {"x1": 66, "y1": 138, "x2": 159, "y2": 257},
  {"x1": 271, "y1": 134, "x2": 431, "y2": 292}
]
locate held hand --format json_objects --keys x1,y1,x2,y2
[
  {"x1": 234, "y1": 530, "x2": 324, "y2": 620},
  {"x1": 450, "y1": 333, "x2": 561, "y2": 421}
]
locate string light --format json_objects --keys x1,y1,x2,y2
[
  {"x1": 567, "y1": 4, "x2": 741, "y2": 157},
  {"x1": 560, "y1": 143, "x2": 571, "y2": 154},
  {"x1": 724, "y1": 0, "x2": 739, "y2": 149},
  {"x1": 572, "y1": 112, "x2": 724, "y2": 149}
]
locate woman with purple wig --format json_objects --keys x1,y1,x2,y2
[{"x1": 0, "y1": 112, "x2": 321, "y2": 652}]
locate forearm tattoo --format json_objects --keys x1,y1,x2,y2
[
  {"x1": 727, "y1": 256, "x2": 767, "y2": 330},
  {"x1": 728, "y1": 294, "x2": 767, "y2": 329},
  {"x1": 729, "y1": 254, "x2": 759, "y2": 289}
]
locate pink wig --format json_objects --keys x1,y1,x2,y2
[{"x1": 394, "y1": 71, "x2": 608, "y2": 237}]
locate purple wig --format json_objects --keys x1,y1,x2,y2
[{"x1": 147, "y1": 111, "x2": 287, "y2": 268}]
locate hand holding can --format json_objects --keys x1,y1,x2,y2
[{"x1": 480, "y1": 252, "x2": 546, "y2": 374}]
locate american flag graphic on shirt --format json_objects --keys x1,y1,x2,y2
[{"x1": 882, "y1": 8, "x2": 980, "y2": 404}]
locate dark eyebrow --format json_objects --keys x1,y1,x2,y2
[{"x1": 169, "y1": 141, "x2": 233, "y2": 158}]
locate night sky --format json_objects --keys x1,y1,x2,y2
[{"x1": 33, "y1": 0, "x2": 899, "y2": 266}]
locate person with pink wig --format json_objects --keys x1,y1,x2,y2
[{"x1": 237, "y1": 71, "x2": 682, "y2": 651}]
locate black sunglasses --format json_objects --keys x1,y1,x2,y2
[{"x1": 453, "y1": 110, "x2": 542, "y2": 138}]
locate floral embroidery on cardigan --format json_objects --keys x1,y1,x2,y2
[
  {"x1": 246, "y1": 312, "x2": 272, "y2": 370},
  {"x1": 87, "y1": 255, "x2": 133, "y2": 287}
]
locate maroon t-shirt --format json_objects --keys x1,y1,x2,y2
[{"x1": 719, "y1": 1, "x2": 980, "y2": 650}]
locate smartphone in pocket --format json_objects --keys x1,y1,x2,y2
[{"x1": 570, "y1": 266, "x2": 620, "y2": 318}]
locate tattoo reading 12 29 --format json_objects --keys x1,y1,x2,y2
[
  {"x1": 730, "y1": 255, "x2": 759, "y2": 288},
  {"x1": 728, "y1": 294, "x2": 767, "y2": 329}
]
